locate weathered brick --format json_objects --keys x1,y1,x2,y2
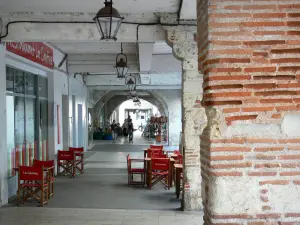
[
  {"x1": 242, "y1": 107, "x2": 274, "y2": 112},
  {"x1": 293, "y1": 180, "x2": 300, "y2": 185},
  {"x1": 253, "y1": 13, "x2": 286, "y2": 18},
  {"x1": 254, "y1": 147, "x2": 284, "y2": 152},
  {"x1": 256, "y1": 154, "x2": 276, "y2": 160},
  {"x1": 205, "y1": 75, "x2": 251, "y2": 82},
  {"x1": 260, "y1": 180, "x2": 290, "y2": 185},
  {"x1": 212, "y1": 214, "x2": 250, "y2": 219},
  {"x1": 203, "y1": 100, "x2": 242, "y2": 106},
  {"x1": 209, "y1": 172, "x2": 243, "y2": 176},
  {"x1": 278, "y1": 66, "x2": 300, "y2": 72},
  {"x1": 271, "y1": 48, "x2": 300, "y2": 54},
  {"x1": 276, "y1": 105, "x2": 300, "y2": 111},
  {"x1": 253, "y1": 52, "x2": 268, "y2": 57},
  {"x1": 285, "y1": 213, "x2": 300, "y2": 217},
  {"x1": 277, "y1": 83, "x2": 300, "y2": 88},
  {"x1": 226, "y1": 115, "x2": 258, "y2": 125},
  {"x1": 279, "y1": 139, "x2": 300, "y2": 143},
  {"x1": 256, "y1": 214, "x2": 281, "y2": 219},
  {"x1": 223, "y1": 108, "x2": 240, "y2": 113},
  {"x1": 244, "y1": 84, "x2": 276, "y2": 89},
  {"x1": 205, "y1": 92, "x2": 252, "y2": 98},
  {"x1": 288, "y1": 146, "x2": 300, "y2": 151},
  {"x1": 211, "y1": 147, "x2": 252, "y2": 152},
  {"x1": 204, "y1": 84, "x2": 243, "y2": 91},
  {"x1": 260, "y1": 99, "x2": 293, "y2": 104},
  {"x1": 247, "y1": 138, "x2": 277, "y2": 143},
  {"x1": 245, "y1": 67, "x2": 277, "y2": 72},
  {"x1": 244, "y1": 40, "x2": 285, "y2": 46},
  {"x1": 248, "y1": 172, "x2": 277, "y2": 176},
  {"x1": 255, "y1": 163, "x2": 281, "y2": 168},
  {"x1": 255, "y1": 91, "x2": 297, "y2": 96},
  {"x1": 211, "y1": 155, "x2": 244, "y2": 161},
  {"x1": 243, "y1": 5, "x2": 277, "y2": 10},
  {"x1": 287, "y1": 21, "x2": 300, "y2": 27},
  {"x1": 211, "y1": 162, "x2": 252, "y2": 169},
  {"x1": 278, "y1": 155, "x2": 300, "y2": 160},
  {"x1": 281, "y1": 163, "x2": 298, "y2": 168},
  {"x1": 262, "y1": 206, "x2": 272, "y2": 211},
  {"x1": 253, "y1": 75, "x2": 295, "y2": 80},
  {"x1": 280, "y1": 172, "x2": 300, "y2": 176}
]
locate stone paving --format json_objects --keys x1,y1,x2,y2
[{"x1": 0, "y1": 207, "x2": 203, "y2": 225}]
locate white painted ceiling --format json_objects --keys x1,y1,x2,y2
[
  {"x1": 51, "y1": 41, "x2": 172, "y2": 55},
  {"x1": 0, "y1": 0, "x2": 180, "y2": 13},
  {"x1": 51, "y1": 42, "x2": 137, "y2": 54}
]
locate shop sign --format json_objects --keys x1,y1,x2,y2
[{"x1": 6, "y1": 42, "x2": 54, "y2": 69}]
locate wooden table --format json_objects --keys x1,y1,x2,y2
[
  {"x1": 145, "y1": 157, "x2": 175, "y2": 188},
  {"x1": 174, "y1": 164, "x2": 183, "y2": 198}
]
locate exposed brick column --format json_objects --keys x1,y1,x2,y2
[
  {"x1": 166, "y1": 27, "x2": 207, "y2": 211},
  {"x1": 197, "y1": 0, "x2": 300, "y2": 224}
]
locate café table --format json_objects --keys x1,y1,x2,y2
[{"x1": 174, "y1": 164, "x2": 183, "y2": 198}]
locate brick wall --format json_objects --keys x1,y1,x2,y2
[{"x1": 197, "y1": 0, "x2": 300, "y2": 224}]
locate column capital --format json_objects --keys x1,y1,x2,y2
[{"x1": 165, "y1": 26, "x2": 197, "y2": 71}]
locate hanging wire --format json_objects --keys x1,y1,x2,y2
[{"x1": 121, "y1": 42, "x2": 123, "y2": 53}]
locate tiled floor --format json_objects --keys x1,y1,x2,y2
[
  {"x1": 3, "y1": 140, "x2": 203, "y2": 224},
  {"x1": 0, "y1": 207, "x2": 203, "y2": 225}
]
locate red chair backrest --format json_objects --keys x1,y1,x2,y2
[
  {"x1": 57, "y1": 150, "x2": 74, "y2": 160},
  {"x1": 151, "y1": 158, "x2": 170, "y2": 171},
  {"x1": 69, "y1": 147, "x2": 84, "y2": 152},
  {"x1": 19, "y1": 166, "x2": 43, "y2": 181},
  {"x1": 149, "y1": 145, "x2": 163, "y2": 150},
  {"x1": 33, "y1": 159, "x2": 54, "y2": 168},
  {"x1": 147, "y1": 149, "x2": 164, "y2": 158},
  {"x1": 174, "y1": 150, "x2": 180, "y2": 155}
]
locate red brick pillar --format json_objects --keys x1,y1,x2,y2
[{"x1": 197, "y1": 0, "x2": 300, "y2": 224}]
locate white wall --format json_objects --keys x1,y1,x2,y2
[
  {"x1": 0, "y1": 44, "x2": 8, "y2": 206},
  {"x1": 156, "y1": 89, "x2": 182, "y2": 146},
  {"x1": 51, "y1": 47, "x2": 88, "y2": 154},
  {"x1": 118, "y1": 99, "x2": 159, "y2": 126}
]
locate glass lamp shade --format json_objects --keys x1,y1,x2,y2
[
  {"x1": 93, "y1": 1, "x2": 124, "y2": 40},
  {"x1": 125, "y1": 75, "x2": 136, "y2": 91},
  {"x1": 114, "y1": 54, "x2": 128, "y2": 78}
]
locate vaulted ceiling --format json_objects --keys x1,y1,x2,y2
[{"x1": 0, "y1": 0, "x2": 196, "y2": 89}]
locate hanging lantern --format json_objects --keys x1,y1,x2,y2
[
  {"x1": 114, "y1": 43, "x2": 129, "y2": 78},
  {"x1": 125, "y1": 74, "x2": 136, "y2": 91},
  {"x1": 93, "y1": 0, "x2": 124, "y2": 41}
]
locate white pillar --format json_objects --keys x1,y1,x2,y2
[
  {"x1": 0, "y1": 44, "x2": 8, "y2": 206},
  {"x1": 166, "y1": 27, "x2": 207, "y2": 211}
]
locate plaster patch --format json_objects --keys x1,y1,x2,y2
[
  {"x1": 282, "y1": 114, "x2": 300, "y2": 137},
  {"x1": 224, "y1": 124, "x2": 282, "y2": 138},
  {"x1": 268, "y1": 184, "x2": 300, "y2": 212},
  {"x1": 209, "y1": 177, "x2": 261, "y2": 215}
]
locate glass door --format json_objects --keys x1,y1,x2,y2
[
  {"x1": 14, "y1": 96, "x2": 25, "y2": 168},
  {"x1": 25, "y1": 97, "x2": 36, "y2": 165}
]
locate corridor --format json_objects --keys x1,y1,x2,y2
[{"x1": 48, "y1": 143, "x2": 180, "y2": 210}]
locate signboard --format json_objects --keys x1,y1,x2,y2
[
  {"x1": 6, "y1": 42, "x2": 54, "y2": 69},
  {"x1": 140, "y1": 73, "x2": 151, "y2": 85}
]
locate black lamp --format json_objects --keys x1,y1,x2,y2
[
  {"x1": 125, "y1": 74, "x2": 136, "y2": 91},
  {"x1": 114, "y1": 43, "x2": 129, "y2": 78},
  {"x1": 93, "y1": 0, "x2": 124, "y2": 40}
]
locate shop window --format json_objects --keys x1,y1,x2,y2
[
  {"x1": 6, "y1": 67, "x2": 14, "y2": 92},
  {"x1": 14, "y1": 69, "x2": 25, "y2": 94},
  {"x1": 39, "y1": 76, "x2": 48, "y2": 98}
]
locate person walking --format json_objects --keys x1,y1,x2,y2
[
  {"x1": 111, "y1": 120, "x2": 117, "y2": 143},
  {"x1": 122, "y1": 119, "x2": 128, "y2": 139},
  {"x1": 127, "y1": 119, "x2": 135, "y2": 143}
]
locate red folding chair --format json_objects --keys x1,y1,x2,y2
[
  {"x1": 150, "y1": 145, "x2": 163, "y2": 150},
  {"x1": 127, "y1": 154, "x2": 145, "y2": 186},
  {"x1": 33, "y1": 159, "x2": 54, "y2": 198},
  {"x1": 18, "y1": 166, "x2": 49, "y2": 207},
  {"x1": 69, "y1": 147, "x2": 84, "y2": 175},
  {"x1": 149, "y1": 158, "x2": 170, "y2": 190},
  {"x1": 57, "y1": 150, "x2": 75, "y2": 177},
  {"x1": 147, "y1": 149, "x2": 166, "y2": 158}
]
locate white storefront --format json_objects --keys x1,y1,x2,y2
[{"x1": 0, "y1": 42, "x2": 88, "y2": 206}]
